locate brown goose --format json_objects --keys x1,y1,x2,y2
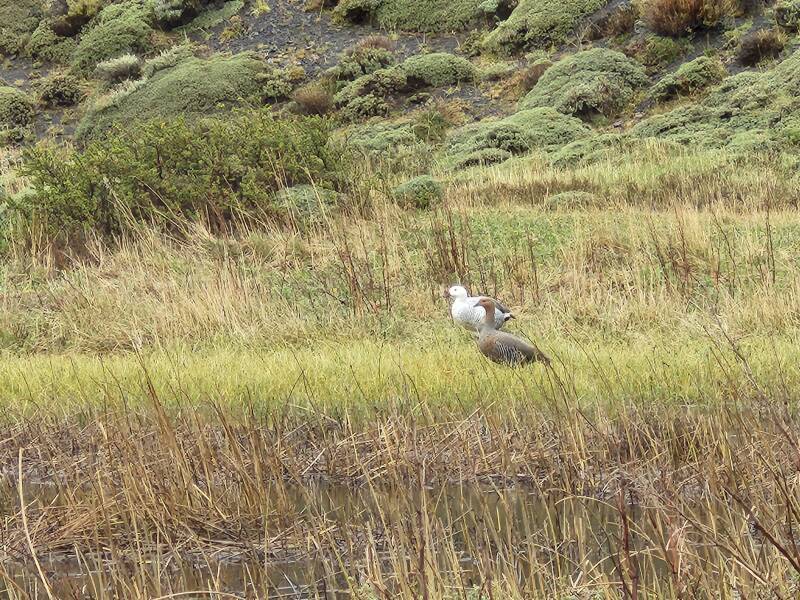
[{"x1": 473, "y1": 298, "x2": 550, "y2": 367}]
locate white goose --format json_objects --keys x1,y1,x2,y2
[{"x1": 446, "y1": 285, "x2": 514, "y2": 333}]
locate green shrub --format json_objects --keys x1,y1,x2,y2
[
  {"x1": 141, "y1": 43, "x2": 196, "y2": 78},
  {"x1": 633, "y1": 48, "x2": 800, "y2": 151},
  {"x1": 334, "y1": 0, "x2": 484, "y2": 32},
  {"x1": 776, "y1": 1, "x2": 800, "y2": 30},
  {"x1": 650, "y1": 56, "x2": 727, "y2": 101},
  {"x1": 180, "y1": 0, "x2": 244, "y2": 31},
  {"x1": 548, "y1": 133, "x2": 624, "y2": 168},
  {"x1": 272, "y1": 185, "x2": 341, "y2": 223},
  {"x1": 77, "y1": 52, "x2": 273, "y2": 138},
  {"x1": 392, "y1": 175, "x2": 443, "y2": 209},
  {"x1": 446, "y1": 107, "x2": 591, "y2": 168},
  {"x1": 94, "y1": 54, "x2": 142, "y2": 84},
  {"x1": 633, "y1": 35, "x2": 691, "y2": 71},
  {"x1": 0, "y1": 87, "x2": 35, "y2": 128},
  {"x1": 519, "y1": 48, "x2": 648, "y2": 120},
  {"x1": 33, "y1": 73, "x2": 83, "y2": 107},
  {"x1": 0, "y1": 0, "x2": 43, "y2": 55},
  {"x1": 345, "y1": 121, "x2": 420, "y2": 155},
  {"x1": 400, "y1": 52, "x2": 478, "y2": 88},
  {"x1": 17, "y1": 110, "x2": 345, "y2": 240},
  {"x1": 482, "y1": 0, "x2": 607, "y2": 54},
  {"x1": 70, "y1": 1, "x2": 154, "y2": 74},
  {"x1": 25, "y1": 21, "x2": 77, "y2": 64},
  {"x1": 328, "y1": 43, "x2": 395, "y2": 81}
]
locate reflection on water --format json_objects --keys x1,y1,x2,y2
[{"x1": 3, "y1": 479, "x2": 650, "y2": 598}]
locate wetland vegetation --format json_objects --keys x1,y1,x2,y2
[{"x1": 2, "y1": 0, "x2": 800, "y2": 597}]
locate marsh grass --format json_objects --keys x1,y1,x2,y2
[{"x1": 2, "y1": 142, "x2": 800, "y2": 597}]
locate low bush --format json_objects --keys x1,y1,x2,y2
[
  {"x1": 737, "y1": 28, "x2": 786, "y2": 66},
  {"x1": 33, "y1": 73, "x2": 83, "y2": 107},
  {"x1": 0, "y1": 0, "x2": 42, "y2": 56},
  {"x1": 400, "y1": 52, "x2": 478, "y2": 88},
  {"x1": 776, "y1": 1, "x2": 800, "y2": 30},
  {"x1": 640, "y1": 0, "x2": 738, "y2": 37},
  {"x1": 446, "y1": 107, "x2": 591, "y2": 168},
  {"x1": 650, "y1": 56, "x2": 727, "y2": 101},
  {"x1": 77, "y1": 52, "x2": 275, "y2": 138},
  {"x1": 328, "y1": 40, "x2": 395, "y2": 81},
  {"x1": 0, "y1": 87, "x2": 35, "y2": 128},
  {"x1": 482, "y1": 0, "x2": 607, "y2": 54},
  {"x1": 25, "y1": 22, "x2": 77, "y2": 64},
  {"x1": 272, "y1": 185, "x2": 341, "y2": 224},
  {"x1": 141, "y1": 43, "x2": 196, "y2": 78},
  {"x1": 629, "y1": 35, "x2": 692, "y2": 71},
  {"x1": 94, "y1": 54, "x2": 142, "y2": 84},
  {"x1": 345, "y1": 121, "x2": 420, "y2": 156},
  {"x1": 519, "y1": 48, "x2": 648, "y2": 120},
  {"x1": 17, "y1": 110, "x2": 346, "y2": 241},
  {"x1": 70, "y1": 1, "x2": 154, "y2": 74},
  {"x1": 632, "y1": 48, "x2": 800, "y2": 151},
  {"x1": 392, "y1": 175, "x2": 443, "y2": 209},
  {"x1": 334, "y1": 0, "x2": 484, "y2": 32}
]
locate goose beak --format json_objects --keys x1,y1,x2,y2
[{"x1": 473, "y1": 301, "x2": 482, "y2": 308}]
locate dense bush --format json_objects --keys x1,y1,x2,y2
[
  {"x1": 483, "y1": 0, "x2": 606, "y2": 53},
  {"x1": 400, "y1": 53, "x2": 478, "y2": 88},
  {"x1": 328, "y1": 40, "x2": 396, "y2": 81},
  {"x1": 0, "y1": 0, "x2": 43, "y2": 55},
  {"x1": 0, "y1": 87, "x2": 35, "y2": 128},
  {"x1": 17, "y1": 110, "x2": 346, "y2": 240},
  {"x1": 345, "y1": 121, "x2": 421, "y2": 156},
  {"x1": 272, "y1": 185, "x2": 341, "y2": 224},
  {"x1": 520, "y1": 48, "x2": 648, "y2": 120},
  {"x1": 446, "y1": 107, "x2": 591, "y2": 168},
  {"x1": 641, "y1": 0, "x2": 738, "y2": 37},
  {"x1": 77, "y1": 52, "x2": 276, "y2": 138},
  {"x1": 776, "y1": 1, "x2": 800, "y2": 30},
  {"x1": 70, "y1": 1, "x2": 154, "y2": 74},
  {"x1": 392, "y1": 175, "x2": 443, "y2": 209},
  {"x1": 650, "y1": 56, "x2": 727, "y2": 101},
  {"x1": 94, "y1": 54, "x2": 142, "y2": 84},
  {"x1": 334, "y1": 0, "x2": 484, "y2": 32},
  {"x1": 633, "y1": 48, "x2": 800, "y2": 151},
  {"x1": 33, "y1": 73, "x2": 83, "y2": 107},
  {"x1": 25, "y1": 21, "x2": 78, "y2": 64}
]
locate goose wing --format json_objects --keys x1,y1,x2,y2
[{"x1": 482, "y1": 332, "x2": 549, "y2": 366}]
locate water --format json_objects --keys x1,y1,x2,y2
[{"x1": 2, "y1": 479, "x2": 663, "y2": 598}]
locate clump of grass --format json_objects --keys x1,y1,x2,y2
[
  {"x1": 640, "y1": 0, "x2": 738, "y2": 37},
  {"x1": 737, "y1": 28, "x2": 786, "y2": 66}
]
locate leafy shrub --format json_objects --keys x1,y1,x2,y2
[
  {"x1": 548, "y1": 133, "x2": 625, "y2": 168},
  {"x1": 17, "y1": 110, "x2": 345, "y2": 241},
  {"x1": 293, "y1": 82, "x2": 334, "y2": 115},
  {"x1": 272, "y1": 185, "x2": 341, "y2": 224},
  {"x1": 70, "y1": 1, "x2": 154, "y2": 74},
  {"x1": 519, "y1": 48, "x2": 648, "y2": 120},
  {"x1": 334, "y1": 0, "x2": 484, "y2": 32},
  {"x1": 141, "y1": 43, "x2": 196, "y2": 78},
  {"x1": 640, "y1": 0, "x2": 738, "y2": 37},
  {"x1": 0, "y1": 87, "x2": 35, "y2": 128},
  {"x1": 328, "y1": 44, "x2": 395, "y2": 81},
  {"x1": 629, "y1": 35, "x2": 691, "y2": 71},
  {"x1": 345, "y1": 121, "x2": 420, "y2": 156},
  {"x1": 632, "y1": 49, "x2": 800, "y2": 151},
  {"x1": 77, "y1": 52, "x2": 273, "y2": 138},
  {"x1": 25, "y1": 22, "x2": 77, "y2": 64},
  {"x1": 400, "y1": 52, "x2": 478, "y2": 88},
  {"x1": 181, "y1": 0, "x2": 244, "y2": 31},
  {"x1": 650, "y1": 56, "x2": 727, "y2": 101},
  {"x1": 446, "y1": 107, "x2": 591, "y2": 168},
  {"x1": 340, "y1": 94, "x2": 389, "y2": 120},
  {"x1": 0, "y1": 0, "x2": 43, "y2": 55},
  {"x1": 776, "y1": 1, "x2": 800, "y2": 30},
  {"x1": 33, "y1": 73, "x2": 83, "y2": 107},
  {"x1": 0, "y1": 86, "x2": 35, "y2": 145},
  {"x1": 392, "y1": 175, "x2": 443, "y2": 209},
  {"x1": 94, "y1": 54, "x2": 142, "y2": 84},
  {"x1": 737, "y1": 28, "x2": 786, "y2": 66},
  {"x1": 482, "y1": 0, "x2": 607, "y2": 54}
]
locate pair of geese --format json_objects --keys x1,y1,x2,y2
[{"x1": 445, "y1": 285, "x2": 550, "y2": 367}]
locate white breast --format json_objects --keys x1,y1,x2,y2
[{"x1": 451, "y1": 298, "x2": 484, "y2": 331}]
